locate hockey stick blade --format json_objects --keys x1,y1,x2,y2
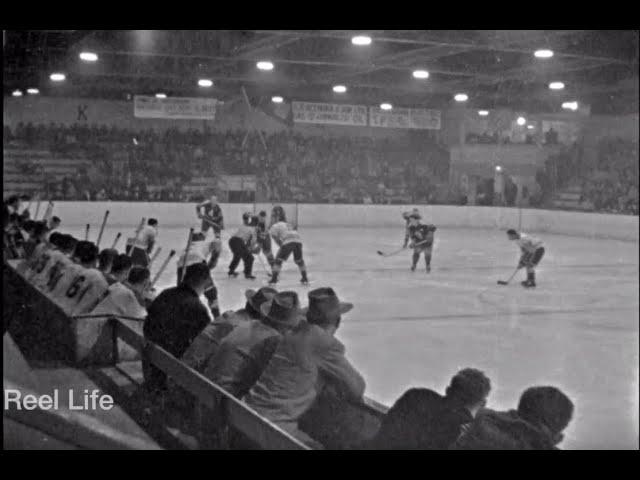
[{"x1": 497, "y1": 280, "x2": 509, "y2": 285}]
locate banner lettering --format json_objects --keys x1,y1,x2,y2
[{"x1": 134, "y1": 96, "x2": 218, "y2": 120}]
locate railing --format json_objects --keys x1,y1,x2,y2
[{"x1": 109, "y1": 317, "x2": 311, "y2": 450}]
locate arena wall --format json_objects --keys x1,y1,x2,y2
[{"x1": 47, "y1": 202, "x2": 639, "y2": 242}]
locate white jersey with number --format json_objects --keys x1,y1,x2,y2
[
  {"x1": 516, "y1": 233, "x2": 544, "y2": 254},
  {"x1": 29, "y1": 249, "x2": 61, "y2": 288},
  {"x1": 47, "y1": 262, "x2": 83, "y2": 304},
  {"x1": 90, "y1": 281, "x2": 147, "y2": 320},
  {"x1": 269, "y1": 222, "x2": 301, "y2": 247},
  {"x1": 40, "y1": 255, "x2": 75, "y2": 295},
  {"x1": 69, "y1": 269, "x2": 110, "y2": 316}
]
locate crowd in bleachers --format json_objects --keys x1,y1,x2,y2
[
  {"x1": 5, "y1": 123, "x2": 450, "y2": 205},
  {"x1": 4, "y1": 194, "x2": 576, "y2": 449},
  {"x1": 579, "y1": 138, "x2": 639, "y2": 215}
]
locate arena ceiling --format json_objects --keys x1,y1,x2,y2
[{"x1": 3, "y1": 30, "x2": 639, "y2": 114}]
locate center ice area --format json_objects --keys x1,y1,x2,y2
[{"x1": 66, "y1": 223, "x2": 639, "y2": 450}]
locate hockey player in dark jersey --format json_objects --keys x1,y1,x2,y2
[
  {"x1": 406, "y1": 212, "x2": 437, "y2": 273},
  {"x1": 228, "y1": 212, "x2": 258, "y2": 280},
  {"x1": 256, "y1": 210, "x2": 275, "y2": 267},
  {"x1": 402, "y1": 208, "x2": 422, "y2": 248},
  {"x1": 196, "y1": 194, "x2": 224, "y2": 239}
]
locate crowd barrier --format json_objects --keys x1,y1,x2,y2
[{"x1": 43, "y1": 202, "x2": 639, "y2": 242}]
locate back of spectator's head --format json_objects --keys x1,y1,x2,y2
[
  {"x1": 8, "y1": 213, "x2": 20, "y2": 226},
  {"x1": 444, "y1": 368, "x2": 492, "y2": 411},
  {"x1": 50, "y1": 216, "x2": 61, "y2": 227},
  {"x1": 182, "y1": 262, "x2": 213, "y2": 292},
  {"x1": 111, "y1": 254, "x2": 133, "y2": 277},
  {"x1": 98, "y1": 248, "x2": 118, "y2": 272},
  {"x1": 302, "y1": 287, "x2": 353, "y2": 330},
  {"x1": 517, "y1": 386, "x2": 574, "y2": 437},
  {"x1": 22, "y1": 220, "x2": 36, "y2": 234},
  {"x1": 148, "y1": 218, "x2": 158, "y2": 227},
  {"x1": 128, "y1": 266, "x2": 150, "y2": 288}
]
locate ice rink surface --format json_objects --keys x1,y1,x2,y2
[{"x1": 72, "y1": 223, "x2": 639, "y2": 449}]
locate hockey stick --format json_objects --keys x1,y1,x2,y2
[
  {"x1": 34, "y1": 197, "x2": 42, "y2": 220},
  {"x1": 256, "y1": 251, "x2": 271, "y2": 276},
  {"x1": 127, "y1": 217, "x2": 146, "y2": 257},
  {"x1": 497, "y1": 267, "x2": 520, "y2": 286},
  {"x1": 150, "y1": 249, "x2": 176, "y2": 288},
  {"x1": 84, "y1": 223, "x2": 91, "y2": 241},
  {"x1": 111, "y1": 232, "x2": 122, "y2": 250},
  {"x1": 179, "y1": 228, "x2": 195, "y2": 284},
  {"x1": 377, "y1": 239, "x2": 431, "y2": 257},
  {"x1": 148, "y1": 247, "x2": 162, "y2": 268},
  {"x1": 95, "y1": 210, "x2": 110, "y2": 248},
  {"x1": 377, "y1": 246, "x2": 406, "y2": 258}
]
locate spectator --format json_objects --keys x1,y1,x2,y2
[
  {"x1": 204, "y1": 289, "x2": 299, "y2": 398},
  {"x1": 244, "y1": 287, "x2": 365, "y2": 447},
  {"x1": 143, "y1": 262, "x2": 214, "y2": 394},
  {"x1": 369, "y1": 368, "x2": 491, "y2": 449},
  {"x1": 452, "y1": 385, "x2": 574, "y2": 450},
  {"x1": 181, "y1": 287, "x2": 277, "y2": 373}
]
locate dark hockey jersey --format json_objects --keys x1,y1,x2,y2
[
  {"x1": 408, "y1": 224, "x2": 437, "y2": 247},
  {"x1": 197, "y1": 201, "x2": 224, "y2": 228}
]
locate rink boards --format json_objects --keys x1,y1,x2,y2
[{"x1": 43, "y1": 202, "x2": 638, "y2": 242}]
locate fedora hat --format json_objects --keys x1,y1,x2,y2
[
  {"x1": 260, "y1": 291, "x2": 301, "y2": 327},
  {"x1": 301, "y1": 288, "x2": 353, "y2": 324},
  {"x1": 245, "y1": 287, "x2": 278, "y2": 312}
]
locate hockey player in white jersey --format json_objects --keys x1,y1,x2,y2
[
  {"x1": 507, "y1": 229, "x2": 546, "y2": 288},
  {"x1": 268, "y1": 205, "x2": 309, "y2": 285}
]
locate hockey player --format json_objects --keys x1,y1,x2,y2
[
  {"x1": 256, "y1": 210, "x2": 275, "y2": 267},
  {"x1": 402, "y1": 208, "x2": 422, "y2": 248},
  {"x1": 128, "y1": 218, "x2": 158, "y2": 267},
  {"x1": 196, "y1": 194, "x2": 224, "y2": 239},
  {"x1": 177, "y1": 231, "x2": 221, "y2": 317},
  {"x1": 228, "y1": 212, "x2": 258, "y2": 280},
  {"x1": 506, "y1": 229, "x2": 545, "y2": 288},
  {"x1": 268, "y1": 205, "x2": 309, "y2": 285},
  {"x1": 406, "y1": 212, "x2": 437, "y2": 273}
]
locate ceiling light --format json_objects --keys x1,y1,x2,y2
[
  {"x1": 271, "y1": 96, "x2": 283, "y2": 103},
  {"x1": 454, "y1": 93, "x2": 468, "y2": 102},
  {"x1": 256, "y1": 61, "x2": 274, "y2": 71},
  {"x1": 517, "y1": 116, "x2": 526, "y2": 126},
  {"x1": 527, "y1": 125, "x2": 535, "y2": 130},
  {"x1": 50, "y1": 73, "x2": 66, "y2": 82},
  {"x1": 412, "y1": 70, "x2": 429, "y2": 79},
  {"x1": 549, "y1": 81, "x2": 565, "y2": 90},
  {"x1": 333, "y1": 85, "x2": 347, "y2": 93},
  {"x1": 352, "y1": 35, "x2": 372, "y2": 46},
  {"x1": 495, "y1": 166, "x2": 502, "y2": 172},
  {"x1": 562, "y1": 101, "x2": 579, "y2": 111},
  {"x1": 155, "y1": 93, "x2": 167, "y2": 99},
  {"x1": 534, "y1": 49, "x2": 554, "y2": 59},
  {"x1": 380, "y1": 103, "x2": 393, "y2": 111},
  {"x1": 198, "y1": 79, "x2": 213, "y2": 88},
  {"x1": 79, "y1": 51, "x2": 98, "y2": 62},
  {"x1": 478, "y1": 110, "x2": 489, "y2": 116},
  {"x1": 12, "y1": 90, "x2": 23, "y2": 97},
  {"x1": 27, "y1": 88, "x2": 39, "y2": 95}
]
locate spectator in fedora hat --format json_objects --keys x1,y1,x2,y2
[
  {"x1": 181, "y1": 287, "x2": 278, "y2": 373},
  {"x1": 204, "y1": 290, "x2": 300, "y2": 398},
  {"x1": 244, "y1": 287, "x2": 365, "y2": 447}
]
